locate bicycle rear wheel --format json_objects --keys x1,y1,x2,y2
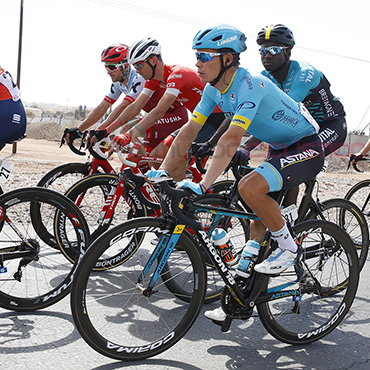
[
  {"x1": 0, "y1": 187, "x2": 89, "y2": 311},
  {"x1": 71, "y1": 217, "x2": 206, "y2": 361},
  {"x1": 257, "y1": 220, "x2": 359, "y2": 344}
]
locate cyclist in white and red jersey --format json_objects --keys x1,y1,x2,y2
[
  {"x1": 0, "y1": 67, "x2": 26, "y2": 150},
  {"x1": 66, "y1": 44, "x2": 188, "y2": 151},
  {"x1": 105, "y1": 38, "x2": 226, "y2": 176}
]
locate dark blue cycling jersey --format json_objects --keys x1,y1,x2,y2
[{"x1": 261, "y1": 60, "x2": 345, "y2": 124}]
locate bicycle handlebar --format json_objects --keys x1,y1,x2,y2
[
  {"x1": 347, "y1": 155, "x2": 369, "y2": 173},
  {"x1": 60, "y1": 128, "x2": 86, "y2": 156}
]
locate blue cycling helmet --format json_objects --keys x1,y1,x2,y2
[{"x1": 192, "y1": 24, "x2": 247, "y2": 53}]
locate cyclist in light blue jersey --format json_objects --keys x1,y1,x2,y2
[{"x1": 148, "y1": 23, "x2": 324, "y2": 278}]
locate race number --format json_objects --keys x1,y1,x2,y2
[{"x1": 0, "y1": 160, "x2": 14, "y2": 183}]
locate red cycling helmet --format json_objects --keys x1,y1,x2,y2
[{"x1": 101, "y1": 44, "x2": 129, "y2": 63}]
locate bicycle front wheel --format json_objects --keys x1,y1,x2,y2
[
  {"x1": 345, "y1": 179, "x2": 370, "y2": 218},
  {"x1": 71, "y1": 217, "x2": 206, "y2": 361},
  {"x1": 0, "y1": 187, "x2": 89, "y2": 311},
  {"x1": 257, "y1": 220, "x2": 359, "y2": 344},
  {"x1": 305, "y1": 198, "x2": 369, "y2": 271}
]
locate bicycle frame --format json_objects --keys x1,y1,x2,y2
[{"x1": 132, "y1": 177, "x2": 320, "y2": 331}]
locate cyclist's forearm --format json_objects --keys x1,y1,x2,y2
[
  {"x1": 77, "y1": 104, "x2": 108, "y2": 131},
  {"x1": 98, "y1": 100, "x2": 130, "y2": 129},
  {"x1": 242, "y1": 136, "x2": 262, "y2": 151},
  {"x1": 208, "y1": 117, "x2": 231, "y2": 147},
  {"x1": 106, "y1": 103, "x2": 141, "y2": 134}
]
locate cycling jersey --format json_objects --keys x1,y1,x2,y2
[
  {"x1": 192, "y1": 68, "x2": 318, "y2": 150},
  {"x1": 261, "y1": 60, "x2": 345, "y2": 124},
  {"x1": 0, "y1": 68, "x2": 20, "y2": 101},
  {"x1": 142, "y1": 64, "x2": 221, "y2": 112},
  {"x1": 261, "y1": 60, "x2": 347, "y2": 156},
  {"x1": 104, "y1": 68, "x2": 182, "y2": 113}
]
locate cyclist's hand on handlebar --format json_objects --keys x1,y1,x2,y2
[
  {"x1": 350, "y1": 152, "x2": 364, "y2": 163},
  {"x1": 231, "y1": 145, "x2": 250, "y2": 166},
  {"x1": 189, "y1": 141, "x2": 213, "y2": 159},
  {"x1": 92, "y1": 129, "x2": 108, "y2": 142},
  {"x1": 110, "y1": 133, "x2": 131, "y2": 151},
  {"x1": 61, "y1": 127, "x2": 82, "y2": 145},
  {"x1": 177, "y1": 179, "x2": 203, "y2": 195},
  {"x1": 145, "y1": 169, "x2": 169, "y2": 178}
]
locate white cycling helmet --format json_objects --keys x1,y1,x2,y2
[{"x1": 128, "y1": 38, "x2": 161, "y2": 65}]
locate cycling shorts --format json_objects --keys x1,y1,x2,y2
[
  {"x1": 253, "y1": 134, "x2": 324, "y2": 192},
  {"x1": 142, "y1": 105, "x2": 188, "y2": 150},
  {"x1": 0, "y1": 99, "x2": 27, "y2": 150},
  {"x1": 318, "y1": 117, "x2": 347, "y2": 156}
]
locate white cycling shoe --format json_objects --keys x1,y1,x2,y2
[
  {"x1": 204, "y1": 306, "x2": 226, "y2": 321},
  {"x1": 254, "y1": 247, "x2": 297, "y2": 274}
]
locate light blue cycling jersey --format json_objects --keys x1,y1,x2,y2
[
  {"x1": 261, "y1": 60, "x2": 345, "y2": 124},
  {"x1": 192, "y1": 67, "x2": 317, "y2": 150}
]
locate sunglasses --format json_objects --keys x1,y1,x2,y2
[
  {"x1": 105, "y1": 64, "x2": 122, "y2": 72},
  {"x1": 133, "y1": 62, "x2": 145, "y2": 71},
  {"x1": 259, "y1": 46, "x2": 289, "y2": 56},
  {"x1": 195, "y1": 52, "x2": 231, "y2": 63}
]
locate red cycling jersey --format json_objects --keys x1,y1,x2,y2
[{"x1": 143, "y1": 65, "x2": 221, "y2": 112}]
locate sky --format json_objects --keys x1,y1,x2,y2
[{"x1": 2, "y1": 0, "x2": 370, "y2": 132}]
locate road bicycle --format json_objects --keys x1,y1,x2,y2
[
  {"x1": 0, "y1": 157, "x2": 89, "y2": 311},
  {"x1": 70, "y1": 169, "x2": 359, "y2": 361}
]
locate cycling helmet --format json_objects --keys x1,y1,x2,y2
[
  {"x1": 101, "y1": 44, "x2": 129, "y2": 63},
  {"x1": 128, "y1": 38, "x2": 162, "y2": 65},
  {"x1": 256, "y1": 24, "x2": 295, "y2": 48},
  {"x1": 192, "y1": 24, "x2": 247, "y2": 53}
]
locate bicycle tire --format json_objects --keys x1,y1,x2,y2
[
  {"x1": 71, "y1": 217, "x2": 206, "y2": 361},
  {"x1": 34, "y1": 162, "x2": 92, "y2": 248},
  {"x1": 345, "y1": 179, "x2": 370, "y2": 218},
  {"x1": 257, "y1": 219, "x2": 359, "y2": 344},
  {"x1": 304, "y1": 198, "x2": 369, "y2": 271},
  {"x1": 163, "y1": 193, "x2": 249, "y2": 303},
  {"x1": 0, "y1": 187, "x2": 89, "y2": 311},
  {"x1": 64, "y1": 173, "x2": 148, "y2": 269}
]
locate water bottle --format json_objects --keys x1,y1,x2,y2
[
  {"x1": 211, "y1": 228, "x2": 239, "y2": 266},
  {"x1": 236, "y1": 239, "x2": 260, "y2": 277}
]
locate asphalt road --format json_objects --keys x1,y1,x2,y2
[{"x1": 1, "y1": 255, "x2": 370, "y2": 370}]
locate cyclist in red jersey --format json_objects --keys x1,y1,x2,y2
[
  {"x1": 105, "y1": 38, "x2": 226, "y2": 175},
  {"x1": 0, "y1": 67, "x2": 26, "y2": 150},
  {"x1": 65, "y1": 44, "x2": 188, "y2": 151}
]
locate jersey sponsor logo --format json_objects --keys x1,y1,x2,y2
[
  {"x1": 272, "y1": 110, "x2": 285, "y2": 120},
  {"x1": 272, "y1": 110, "x2": 298, "y2": 127},
  {"x1": 318, "y1": 88, "x2": 335, "y2": 117},
  {"x1": 131, "y1": 81, "x2": 141, "y2": 94},
  {"x1": 231, "y1": 115, "x2": 251, "y2": 129},
  {"x1": 240, "y1": 101, "x2": 256, "y2": 109},
  {"x1": 168, "y1": 73, "x2": 183, "y2": 80},
  {"x1": 192, "y1": 87, "x2": 203, "y2": 95},
  {"x1": 230, "y1": 93, "x2": 235, "y2": 102},
  {"x1": 217, "y1": 35, "x2": 237, "y2": 47},
  {"x1": 242, "y1": 76, "x2": 253, "y2": 90},
  {"x1": 260, "y1": 81, "x2": 265, "y2": 88},
  {"x1": 280, "y1": 149, "x2": 319, "y2": 167}
]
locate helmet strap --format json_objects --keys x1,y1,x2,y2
[
  {"x1": 210, "y1": 56, "x2": 234, "y2": 87},
  {"x1": 146, "y1": 59, "x2": 157, "y2": 80},
  {"x1": 120, "y1": 63, "x2": 130, "y2": 83}
]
